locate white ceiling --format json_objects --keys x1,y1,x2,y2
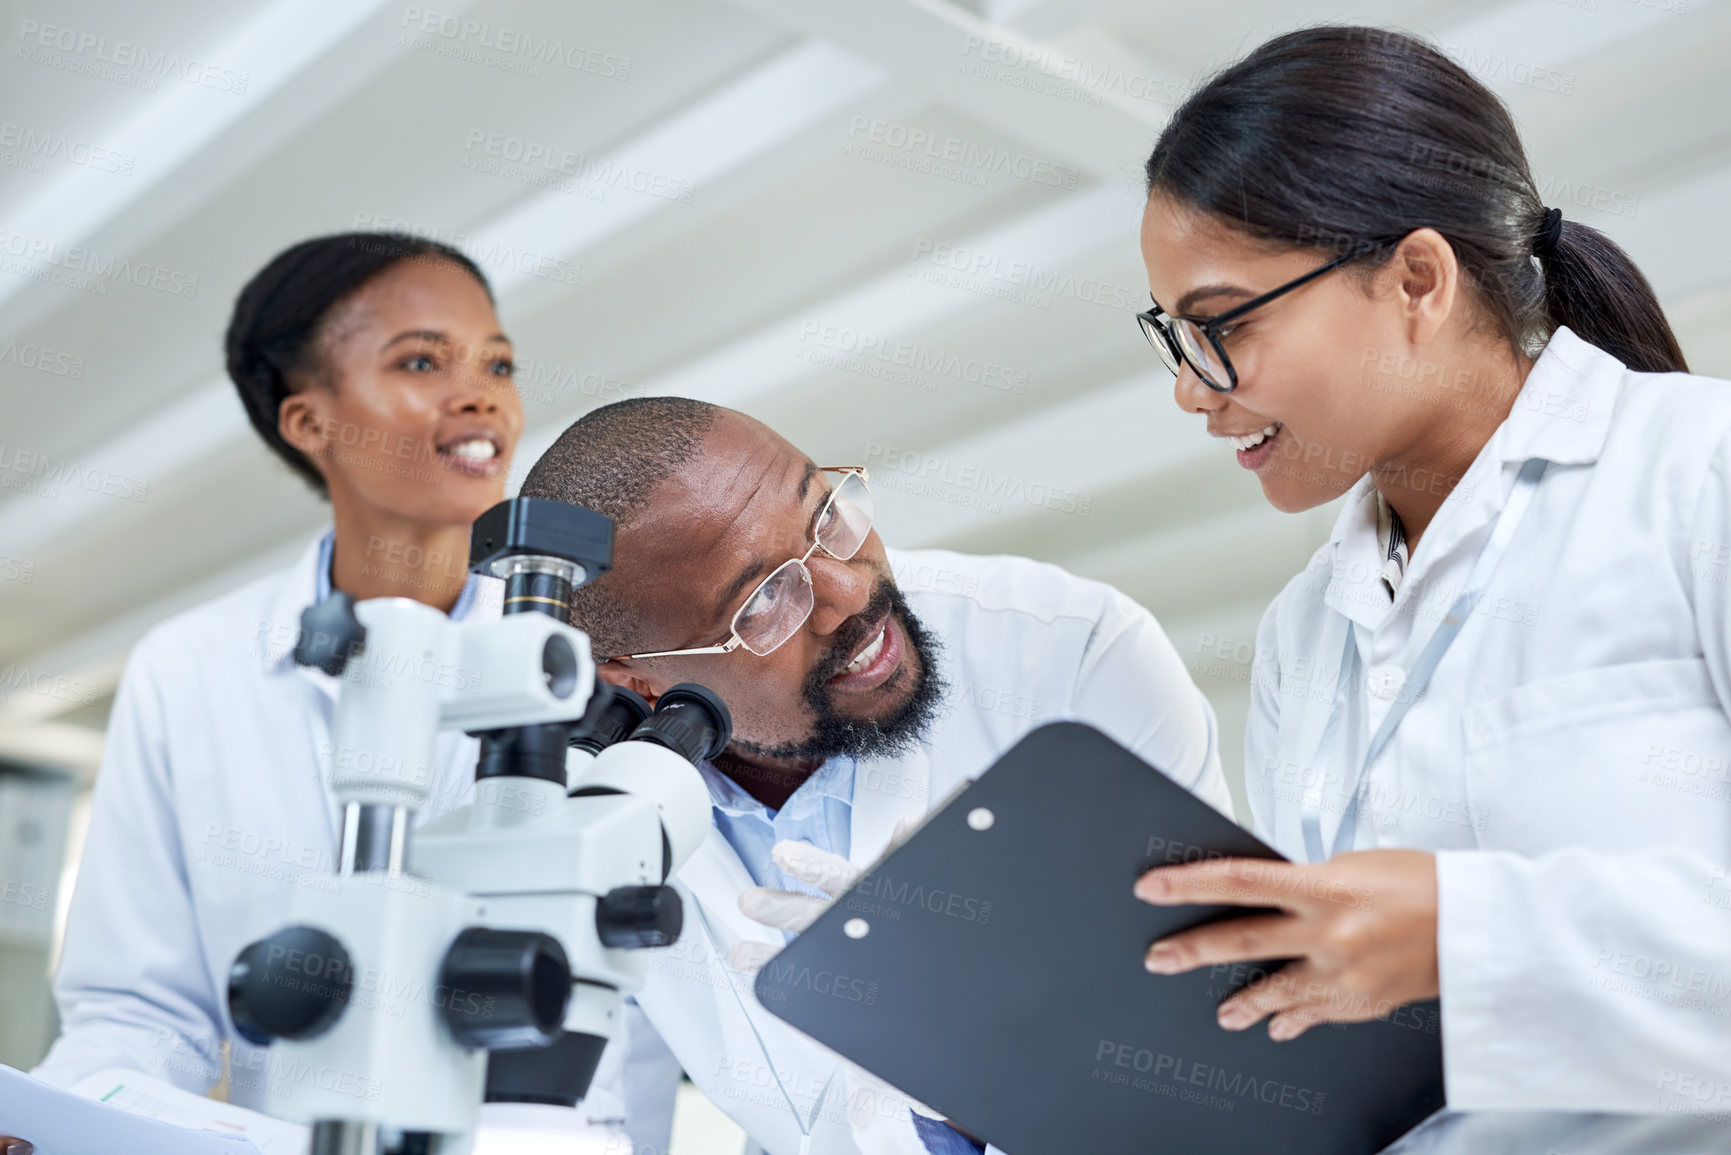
[{"x1": 3, "y1": 0, "x2": 1728, "y2": 803}]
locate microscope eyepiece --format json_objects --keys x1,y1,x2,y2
[
  {"x1": 570, "y1": 684, "x2": 651, "y2": 756},
  {"x1": 469, "y1": 498, "x2": 614, "y2": 599},
  {"x1": 629, "y1": 683, "x2": 733, "y2": 765}
]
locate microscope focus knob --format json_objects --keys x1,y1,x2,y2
[
  {"x1": 440, "y1": 928, "x2": 572, "y2": 1051},
  {"x1": 227, "y1": 926, "x2": 354, "y2": 1046},
  {"x1": 596, "y1": 885, "x2": 684, "y2": 949},
  {"x1": 293, "y1": 592, "x2": 367, "y2": 677}
]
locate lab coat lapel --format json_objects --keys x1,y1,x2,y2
[
  {"x1": 675, "y1": 828, "x2": 849, "y2": 1135},
  {"x1": 1386, "y1": 327, "x2": 1618, "y2": 651},
  {"x1": 250, "y1": 533, "x2": 351, "y2": 714},
  {"x1": 1322, "y1": 487, "x2": 1394, "y2": 634},
  {"x1": 251, "y1": 535, "x2": 344, "y2": 837},
  {"x1": 258, "y1": 531, "x2": 505, "y2": 699},
  {"x1": 257, "y1": 535, "x2": 327, "y2": 677},
  {"x1": 1285, "y1": 609, "x2": 1358, "y2": 859},
  {"x1": 1383, "y1": 451, "x2": 1508, "y2": 640},
  {"x1": 267, "y1": 534, "x2": 505, "y2": 842},
  {"x1": 679, "y1": 825, "x2": 782, "y2": 968},
  {"x1": 666, "y1": 748, "x2": 933, "y2": 1146},
  {"x1": 849, "y1": 746, "x2": 933, "y2": 869}
]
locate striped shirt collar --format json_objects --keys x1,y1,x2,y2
[{"x1": 1375, "y1": 490, "x2": 1409, "y2": 599}]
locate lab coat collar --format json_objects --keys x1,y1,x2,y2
[
  {"x1": 257, "y1": 529, "x2": 503, "y2": 688},
  {"x1": 1322, "y1": 483, "x2": 1392, "y2": 631},
  {"x1": 258, "y1": 534, "x2": 331, "y2": 672},
  {"x1": 1487, "y1": 325, "x2": 1620, "y2": 468},
  {"x1": 660, "y1": 637, "x2": 951, "y2": 1128},
  {"x1": 696, "y1": 754, "x2": 856, "y2": 821},
  {"x1": 846, "y1": 634, "x2": 954, "y2": 869},
  {"x1": 849, "y1": 746, "x2": 934, "y2": 869},
  {"x1": 693, "y1": 737, "x2": 934, "y2": 873},
  {"x1": 1322, "y1": 327, "x2": 1624, "y2": 629}
]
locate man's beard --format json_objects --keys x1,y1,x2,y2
[{"x1": 730, "y1": 580, "x2": 947, "y2": 765}]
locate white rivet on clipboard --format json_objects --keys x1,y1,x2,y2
[
  {"x1": 967, "y1": 807, "x2": 994, "y2": 831},
  {"x1": 844, "y1": 918, "x2": 870, "y2": 939}
]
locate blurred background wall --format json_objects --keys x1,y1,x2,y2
[{"x1": 0, "y1": 0, "x2": 1725, "y2": 1144}]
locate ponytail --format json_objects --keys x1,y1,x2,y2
[
  {"x1": 1145, "y1": 26, "x2": 1688, "y2": 376},
  {"x1": 1541, "y1": 219, "x2": 1687, "y2": 373}
]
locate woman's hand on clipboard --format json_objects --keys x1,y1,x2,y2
[{"x1": 1132, "y1": 850, "x2": 1441, "y2": 1041}]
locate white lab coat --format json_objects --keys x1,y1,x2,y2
[
  {"x1": 37, "y1": 536, "x2": 1225, "y2": 1155},
  {"x1": 601, "y1": 548, "x2": 1231, "y2": 1155},
  {"x1": 33, "y1": 536, "x2": 505, "y2": 1108},
  {"x1": 1248, "y1": 327, "x2": 1731, "y2": 1153}
]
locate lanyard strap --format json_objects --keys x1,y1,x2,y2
[{"x1": 1300, "y1": 458, "x2": 1548, "y2": 862}]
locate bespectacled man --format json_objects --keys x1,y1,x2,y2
[{"x1": 521, "y1": 397, "x2": 1230, "y2": 1155}]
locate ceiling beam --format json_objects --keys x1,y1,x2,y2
[
  {"x1": 0, "y1": 722, "x2": 106, "y2": 781},
  {"x1": 10, "y1": 0, "x2": 1731, "y2": 767},
  {"x1": 989, "y1": 0, "x2": 1120, "y2": 39},
  {"x1": 721, "y1": 0, "x2": 1177, "y2": 175},
  {"x1": 0, "y1": 0, "x2": 421, "y2": 324},
  {"x1": 864, "y1": 371, "x2": 1205, "y2": 547},
  {"x1": 506, "y1": 179, "x2": 1146, "y2": 477},
  {"x1": 4, "y1": 178, "x2": 1148, "y2": 729},
  {"x1": 0, "y1": 41, "x2": 889, "y2": 559}
]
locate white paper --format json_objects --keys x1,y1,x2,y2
[
  {"x1": 0, "y1": 1064, "x2": 271, "y2": 1155},
  {"x1": 5, "y1": 1064, "x2": 640, "y2": 1154},
  {"x1": 69, "y1": 1068, "x2": 311, "y2": 1155},
  {"x1": 475, "y1": 1102, "x2": 633, "y2": 1155}
]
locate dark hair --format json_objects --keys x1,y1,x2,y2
[
  {"x1": 1144, "y1": 26, "x2": 1687, "y2": 375},
  {"x1": 224, "y1": 232, "x2": 495, "y2": 495},
  {"x1": 521, "y1": 396, "x2": 722, "y2": 655}
]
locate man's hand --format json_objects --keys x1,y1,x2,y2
[
  {"x1": 731, "y1": 840, "x2": 867, "y2": 975},
  {"x1": 733, "y1": 815, "x2": 920, "y2": 975},
  {"x1": 1134, "y1": 850, "x2": 1439, "y2": 1040},
  {"x1": 2, "y1": 1138, "x2": 34, "y2": 1155}
]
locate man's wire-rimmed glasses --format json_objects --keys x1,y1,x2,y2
[{"x1": 619, "y1": 467, "x2": 874, "y2": 660}]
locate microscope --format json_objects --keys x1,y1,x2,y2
[{"x1": 226, "y1": 498, "x2": 728, "y2": 1155}]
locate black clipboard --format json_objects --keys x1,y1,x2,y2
[{"x1": 754, "y1": 722, "x2": 1445, "y2": 1155}]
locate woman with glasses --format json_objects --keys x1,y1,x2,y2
[{"x1": 1126, "y1": 25, "x2": 1728, "y2": 1154}]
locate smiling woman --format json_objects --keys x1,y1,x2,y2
[
  {"x1": 21, "y1": 234, "x2": 594, "y2": 1135},
  {"x1": 1129, "y1": 24, "x2": 1731, "y2": 1155},
  {"x1": 226, "y1": 232, "x2": 525, "y2": 609}
]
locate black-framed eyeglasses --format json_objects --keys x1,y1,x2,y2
[{"x1": 1136, "y1": 247, "x2": 1380, "y2": 393}]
